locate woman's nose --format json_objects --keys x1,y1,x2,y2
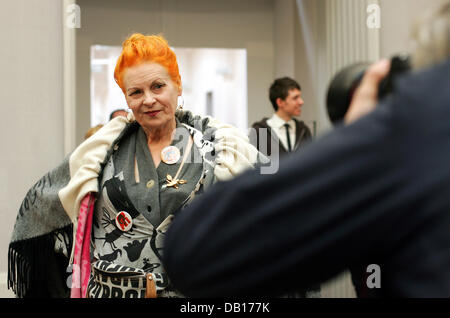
[{"x1": 143, "y1": 92, "x2": 156, "y2": 106}]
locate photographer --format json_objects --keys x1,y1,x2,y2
[{"x1": 163, "y1": 3, "x2": 450, "y2": 297}]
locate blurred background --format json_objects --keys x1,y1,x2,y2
[{"x1": 0, "y1": 0, "x2": 447, "y2": 297}]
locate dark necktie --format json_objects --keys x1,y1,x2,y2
[{"x1": 284, "y1": 123, "x2": 292, "y2": 152}]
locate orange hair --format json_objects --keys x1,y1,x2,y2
[{"x1": 114, "y1": 33, "x2": 181, "y2": 92}]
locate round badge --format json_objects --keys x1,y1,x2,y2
[
  {"x1": 161, "y1": 146, "x2": 180, "y2": 165},
  {"x1": 146, "y1": 179, "x2": 155, "y2": 189},
  {"x1": 115, "y1": 211, "x2": 133, "y2": 232}
]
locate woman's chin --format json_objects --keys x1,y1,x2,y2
[{"x1": 139, "y1": 117, "x2": 174, "y2": 132}]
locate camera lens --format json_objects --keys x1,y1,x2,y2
[
  {"x1": 326, "y1": 62, "x2": 371, "y2": 125},
  {"x1": 326, "y1": 55, "x2": 411, "y2": 125}
]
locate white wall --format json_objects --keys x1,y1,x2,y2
[
  {"x1": 0, "y1": 0, "x2": 65, "y2": 297},
  {"x1": 379, "y1": 0, "x2": 449, "y2": 58},
  {"x1": 175, "y1": 48, "x2": 248, "y2": 131},
  {"x1": 274, "y1": 0, "x2": 296, "y2": 79},
  {"x1": 287, "y1": 0, "x2": 448, "y2": 136}
]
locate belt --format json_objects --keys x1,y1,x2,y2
[{"x1": 87, "y1": 260, "x2": 162, "y2": 298}]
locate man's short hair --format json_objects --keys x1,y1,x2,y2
[
  {"x1": 109, "y1": 108, "x2": 127, "y2": 120},
  {"x1": 269, "y1": 77, "x2": 301, "y2": 111}
]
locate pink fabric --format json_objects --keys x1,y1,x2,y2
[{"x1": 70, "y1": 193, "x2": 95, "y2": 298}]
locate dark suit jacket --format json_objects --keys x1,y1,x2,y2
[{"x1": 251, "y1": 117, "x2": 312, "y2": 157}]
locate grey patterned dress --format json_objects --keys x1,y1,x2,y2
[{"x1": 87, "y1": 121, "x2": 213, "y2": 298}]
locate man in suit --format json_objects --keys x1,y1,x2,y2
[{"x1": 251, "y1": 77, "x2": 312, "y2": 158}]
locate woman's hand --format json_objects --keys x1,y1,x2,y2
[{"x1": 344, "y1": 59, "x2": 391, "y2": 124}]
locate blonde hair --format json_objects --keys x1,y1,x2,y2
[
  {"x1": 84, "y1": 124, "x2": 104, "y2": 140},
  {"x1": 411, "y1": 2, "x2": 450, "y2": 70}
]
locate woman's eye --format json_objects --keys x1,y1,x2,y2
[
  {"x1": 129, "y1": 90, "x2": 141, "y2": 96},
  {"x1": 153, "y1": 83, "x2": 165, "y2": 90}
]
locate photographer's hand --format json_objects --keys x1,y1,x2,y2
[{"x1": 344, "y1": 59, "x2": 391, "y2": 124}]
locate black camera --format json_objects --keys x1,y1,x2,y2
[{"x1": 326, "y1": 55, "x2": 411, "y2": 125}]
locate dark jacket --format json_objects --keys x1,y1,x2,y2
[
  {"x1": 163, "y1": 59, "x2": 450, "y2": 297},
  {"x1": 251, "y1": 117, "x2": 312, "y2": 157}
]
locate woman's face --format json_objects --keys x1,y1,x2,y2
[{"x1": 123, "y1": 62, "x2": 181, "y2": 133}]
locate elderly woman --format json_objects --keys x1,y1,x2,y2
[{"x1": 8, "y1": 33, "x2": 261, "y2": 298}]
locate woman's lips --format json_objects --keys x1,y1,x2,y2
[{"x1": 146, "y1": 110, "x2": 161, "y2": 117}]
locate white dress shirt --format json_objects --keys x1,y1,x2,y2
[{"x1": 266, "y1": 114, "x2": 296, "y2": 151}]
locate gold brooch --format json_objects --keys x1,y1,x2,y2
[{"x1": 166, "y1": 174, "x2": 187, "y2": 189}]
